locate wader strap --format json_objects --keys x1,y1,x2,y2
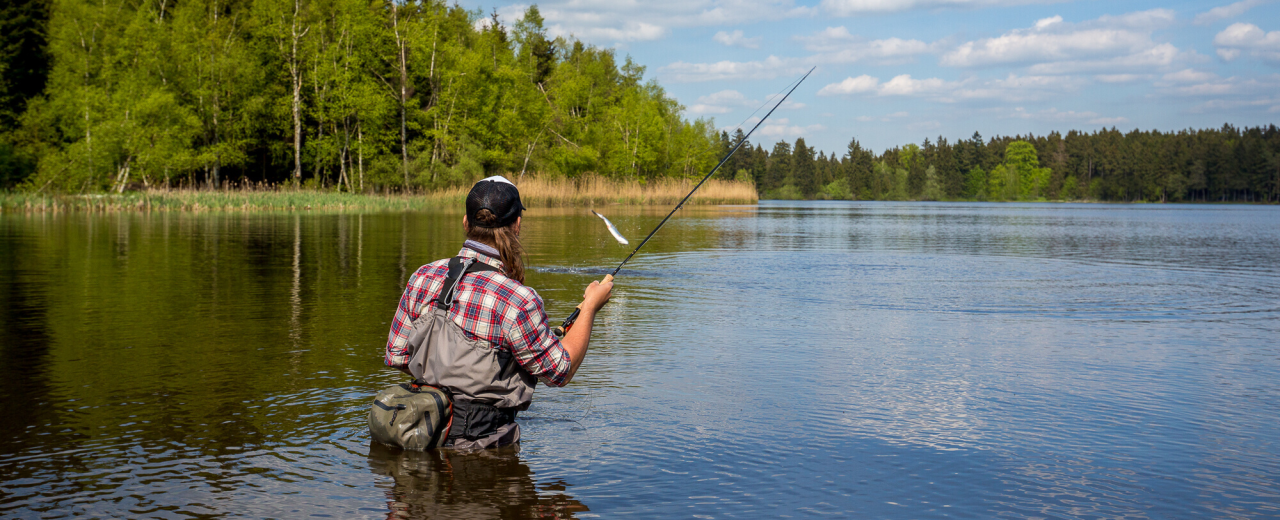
[{"x1": 434, "y1": 256, "x2": 501, "y2": 310}]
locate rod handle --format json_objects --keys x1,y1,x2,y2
[{"x1": 552, "y1": 274, "x2": 614, "y2": 337}]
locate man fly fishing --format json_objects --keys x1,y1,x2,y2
[
  {"x1": 371, "y1": 67, "x2": 812, "y2": 451},
  {"x1": 380, "y1": 176, "x2": 612, "y2": 450}
]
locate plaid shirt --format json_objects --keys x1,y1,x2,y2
[{"x1": 384, "y1": 242, "x2": 572, "y2": 387}]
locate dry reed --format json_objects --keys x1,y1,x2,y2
[
  {"x1": 1, "y1": 175, "x2": 756, "y2": 213},
  {"x1": 514, "y1": 175, "x2": 757, "y2": 207}
]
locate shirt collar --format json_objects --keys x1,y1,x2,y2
[{"x1": 461, "y1": 240, "x2": 505, "y2": 270}]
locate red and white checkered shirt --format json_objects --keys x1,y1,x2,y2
[{"x1": 384, "y1": 243, "x2": 572, "y2": 387}]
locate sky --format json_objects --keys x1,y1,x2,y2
[{"x1": 459, "y1": 0, "x2": 1280, "y2": 155}]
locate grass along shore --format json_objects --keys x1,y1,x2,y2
[{"x1": 1, "y1": 176, "x2": 758, "y2": 213}]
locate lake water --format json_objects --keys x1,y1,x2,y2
[{"x1": 2, "y1": 201, "x2": 1279, "y2": 518}]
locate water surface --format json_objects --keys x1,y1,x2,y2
[{"x1": 2, "y1": 201, "x2": 1278, "y2": 518}]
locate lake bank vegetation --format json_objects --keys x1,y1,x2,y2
[
  {"x1": 0, "y1": 176, "x2": 756, "y2": 212},
  {"x1": 721, "y1": 124, "x2": 1280, "y2": 203},
  {"x1": 0, "y1": 0, "x2": 719, "y2": 194}
]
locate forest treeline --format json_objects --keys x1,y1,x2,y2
[
  {"x1": 716, "y1": 124, "x2": 1280, "y2": 203},
  {"x1": 2, "y1": 0, "x2": 1277, "y2": 202},
  {"x1": 0, "y1": 0, "x2": 720, "y2": 192}
]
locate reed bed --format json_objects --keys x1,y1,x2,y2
[
  {"x1": 514, "y1": 176, "x2": 757, "y2": 207},
  {"x1": 1, "y1": 176, "x2": 757, "y2": 213},
  {"x1": 0, "y1": 188, "x2": 468, "y2": 213}
]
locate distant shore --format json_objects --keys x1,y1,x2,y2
[{"x1": 0, "y1": 177, "x2": 759, "y2": 213}]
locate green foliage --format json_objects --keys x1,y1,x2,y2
[
  {"x1": 1061, "y1": 175, "x2": 1079, "y2": 200},
  {"x1": 752, "y1": 126, "x2": 1280, "y2": 203},
  {"x1": 766, "y1": 184, "x2": 803, "y2": 200},
  {"x1": 0, "y1": 0, "x2": 50, "y2": 129},
  {"x1": 987, "y1": 164, "x2": 1012, "y2": 201},
  {"x1": 819, "y1": 177, "x2": 853, "y2": 200},
  {"x1": 963, "y1": 167, "x2": 986, "y2": 200},
  {"x1": 1003, "y1": 141, "x2": 1050, "y2": 200},
  {"x1": 14, "y1": 0, "x2": 718, "y2": 193},
  {"x1": 0, "y1": 141, "x2": 37, "y2": 187}
]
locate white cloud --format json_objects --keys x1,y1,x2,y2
[
  {"x1": 1034, "y1": 15, "x2": 1063, "y2": 29},
  {"x1": 907, "y1": 120, "x2": 943, "y2": 131},
  {"x1": 1194, "y1": 0, "x2": 1271, "y2": 26},
  {"x1": 663, "y1": 56, "x2": 809, "y2": 82},
  {"x1": 1161, "y1": 69, "x2": 1218, "y2": 83},
  {"x1": 756, "y1": 117, "x2": 826, "y2": 138},
  {"x1": 759, "y1": 92, "x2": 808, "y2": 110},
  {"x1": 1006, "y1": 107, "x2": 1128, "y2": 125},
  {"x1": 818, "y1": 75, "x2": 881, "y2": 95},
  {"x1": 951, "y1": 73, "x2": 1085, "y2": 101},
  {"x1": 1175, "y1": 82, "x2": 1237, "y2": 95},
  {"x1": 515, "y1": 0, "x2": 812, "y2": 47},
  {"x1": 855, "y1": 111, "x2": 910, "y2": 122},
  {"x1": 820, "y1": 0, "x2": 1052, "y2": 16},
  {"x1": 1096, "y1": 9, "x2": 1179, "y2": 30},
  {"x1": 1191, "y1": 96, "x2": 1280, "y2": 113},
  {"x1": 1214, "y1": 23, "x2": 1280, "y2": 62},
  {"x1": 1027, "y1": 44, "x2": 1184, "y2": 74},
  {"x1": 820, "y1": 73, "x2": 1082, "y2": 103},
  {"x1": 798, "y1": 27, "x2": 932, "y2": 64},
  {"x1": 702, "y1": 90, "x2": 752, "y2": 105},
  {"x1": 550, "y1": 21, "x2": 667, "y2": 42},
  {"x1": 941, "y1": 9, "x2": 1185, "y2": 73},
  {"x1": 819, "y1": 73, "x2": 962, "y2": 97},
  {"x1": 688, "y1": 90, "x2": 752, "y2": 114},
  {"x1": 1089, "y1": 117, "x2": 1130, "y2": 125},
  {"x1": 713, "y1": 30, "x2": 761, "y2": 49},
  {"x1": 1095, "y1": 74, "x2": 1152, "y2": 83},
  {"x1": 880, "y1": 74, "x2": 952, "y2": 95},
  {"x1": 817, "y1": 74, "x2": 958, "y2": 97},
  {"x1": 691, "y1": 90, "x2": 805, "y2": 115},
  {"x1": 1156, "y1": 73, "x2": 1280, "y2": 98}
]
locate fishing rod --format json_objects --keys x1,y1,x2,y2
[{"x1": 553, "y1": 66, "x2": 816, "y2": 337}]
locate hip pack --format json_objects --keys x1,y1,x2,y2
[{"x1": 369, "y1": 382, "x2": 452, "y2": 450}]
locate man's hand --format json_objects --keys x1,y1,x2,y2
[{"x1": 581, "y1": 277, "x2": 613, "y2": 313}]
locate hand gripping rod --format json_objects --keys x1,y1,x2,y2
[{"x1": 553, "y1": 66, "x2": 816, "y2": 337}]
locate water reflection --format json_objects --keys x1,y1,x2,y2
[
  {"x1": 368, "y1": 443, "x2": 586, "y2": 519},
  {"x1": 2, "y1": 202, "x2": 1279, "y2": 518}
]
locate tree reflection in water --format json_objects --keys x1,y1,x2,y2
[{"x1": 367, "y1": 442, "x2": 587, "y2": 519}]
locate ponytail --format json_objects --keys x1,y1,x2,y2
[{"x1": 465, "y1": 209, "x2": 525, "y2": 284}]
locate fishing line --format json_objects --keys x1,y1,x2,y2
[
  {"x1": 555, "y1": 67, "x2": 815, "y2": 335},
  {"x1": 607, "y1": 66, "x2": 815, "y2": 278},
  {"x1": 726, "y1": 73, "x2": 807, "y2": 135}
]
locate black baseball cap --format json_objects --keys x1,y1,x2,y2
[{"x1": 466, "y1": 176, "x2": 526, "y2": 228}]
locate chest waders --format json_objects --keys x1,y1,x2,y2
[{"x1": 370, "y1": 257, "x2": 536, "y2": 450}]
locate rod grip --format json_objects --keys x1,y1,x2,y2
[{"x1": 552, "y1": 274, "x2": 614, "y2": 337}]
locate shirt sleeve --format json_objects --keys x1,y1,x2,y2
[
  {"x1": 385, "y1": 272, "x2": 425, "y2": 368},
  {"x1": 504, "y1": 294, "x2": 572, "y2": 387}
]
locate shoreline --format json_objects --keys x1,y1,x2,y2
[
  {"x1": 0, "y1": 177, "x2": 760, "y2": 213},
  {"x1": 7, "y1": 184, "x2": 1268, "y2": 214}
]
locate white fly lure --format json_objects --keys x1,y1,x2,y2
[{"x1": 591, "y1": 210, "x2": 629, "y2": 245}]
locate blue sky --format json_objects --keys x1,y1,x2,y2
[{"x1": 462, "y1": 0, "x2": 1280, "y2": 155}]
